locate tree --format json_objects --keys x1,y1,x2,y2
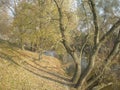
[
  {"x1": 1, "y1": 0, "x2": 120, "y2": 89},
  {"x1": 12, "y1": 0, "x2": 61, "y2": 55},
  {"x1": 0, "y1": 0, "x2": 12, "y2": 40},
  {"x1": 12, "y1": 1, "x2": 34, "y2": 50},
  {"x1": 53, "y1": 0, "x2": 120, "y2": 89}
]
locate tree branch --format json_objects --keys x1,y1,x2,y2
[
  {"x1": 92, "y1": 82, "x2": 113, "y2": 90},
  {"x1": 89, "y1": 0, "x2": 99, "y2": 46},
  {"x1": 75, "y1": 3, "x2": 120, "y2": 89},
  {"x1": 75, "y1": 43, "x2": 101, "y2": 88},
  {"x1": 100, "y1": 19, "x2": 120, "y2": 43},
  {"x1": 53, "y1": 0, "x2": 74, "y2": 54},
  {"x1": 79, "y1": 33, "x2": 89, "y2": 58},
  {"x1": 86, "y1": 30, "x2": 120, "y2": 89}
]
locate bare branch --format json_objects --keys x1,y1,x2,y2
[
  {"x1": 92, "y1": 82, "x2": 113, "y2": 90},
  {"x1": 75, "y1": 9, "x2": 120, "y2": 90},
  {"x1": 88, "y1": 0, "x2": 99, "y2": 46},
  {"x1": 100, "y1": 19, "x2": 120, "y2": 42},
  {"x1": 105, "y1": 30, "x2": 120, "y2": 63},
  {"x1": 53, "y1": 0, "x2": 74, "y2": 53},
  {"x1": 53, "y1": 0, "x2": 60, "y2": 9},
  {"x1": 79, "y1": 33, "x2": 90, "y2": 58},
  {"x1": 86, "y1": 30, "x2": 120, "y2": 88},
  {"x1": 60, "y1": 0, "x2": 64, "y2": 8},
  {"x1": 75, "y1": 43, "x2": 101, "y2": 88}
]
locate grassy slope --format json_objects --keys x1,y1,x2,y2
[{"x1": 0, "y1": 40, "x2": 71, "y2": 90}]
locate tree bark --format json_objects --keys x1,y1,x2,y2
[
  {"x1": 75, "y1": 44, "x2": 101, "y2": 89},
  {"x1": 53, "y1": 0, "x2": 82, "y2": 85},
  {"x1": 71, "y1": 61, "x2": 81, "y2": 84}
]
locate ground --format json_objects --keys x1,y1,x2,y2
[
  {"x1": 0, "y1": 40, "x2": 73, "y2": 90},
  {"x1": 0, "y1": 40, "x2": 119, "y2": 90}
]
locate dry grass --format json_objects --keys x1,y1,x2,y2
[{"x1": 0, "y1": 40, "x2": 72, "y2": 90}]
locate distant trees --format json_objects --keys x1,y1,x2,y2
[
  {"x1": 0, "y1": 0, "x2": 11, "y2": 40},
  {"x1": 11, "y1": 0, "x2": 60, "y2": 52}
]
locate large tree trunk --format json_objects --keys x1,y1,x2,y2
[{"x1": 53, "y1": 0, "x2": 82, "y2": 85}]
